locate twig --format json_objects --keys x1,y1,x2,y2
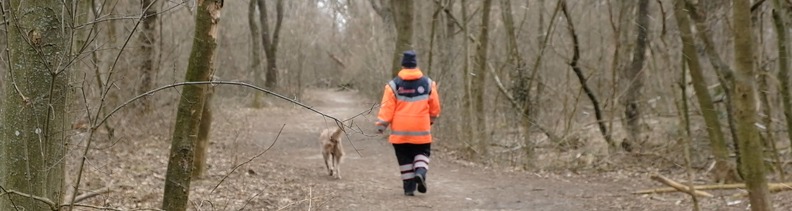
[
  {"x1": 328, "y1": 119, "x2": 364, "y2": 157},
  {"x1": 97, "y1": 81, "x2": 345, "y2": 129},
  {"x1": 277, "y1": 199, "x2": 308, "y2": 211},
  {"x1": 209, "y1": 124, "x2": 284, "y2": 196},
  {"x1": 0, "y1": 2, "x2": 29, "y2": 104},
  {"x1": 97, "y1": 80, "x2": 367, "y2": 158},
  {"x1": 69, "y1": 2, "x2": 157, "y2": 210},
  {"x1": 0, "y1": 187, "x2": 57, "y2": 210},
  {"x1": 0, "y1": 186, "x2": 19, "y2": 211},
  {"x1": 342, "y1": 103, "x2": 379, "y2": 122},
  {"x1": 486, "y1": 61, "x2": 559, "y2": 141},
  {"x1": 308, "y1": 186, "x2": 313, "y2": 211},
  {"x1": 237, "y1": 191, "x2": 261, "y2": 211},
  {"x1": 635, "y1": 182, "x2": 792, "y2": 193}
]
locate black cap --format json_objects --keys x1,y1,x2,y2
[{"x1": 401, "y1": 50, "x2": 417, "y2": 68}]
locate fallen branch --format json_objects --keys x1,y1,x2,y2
[
  {"x1": 635, "y1": 182, "x2": 792, "y2": 194},
  {"x1": 73, "y1": 185, "x2": 113, "y2": 204},
  {"x1": 648, "y1": 175, "x2": 714, "y2": 197}
]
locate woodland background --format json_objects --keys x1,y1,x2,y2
[{"x1": 1, "y1": 0, "x2": 791, "y2": 210}]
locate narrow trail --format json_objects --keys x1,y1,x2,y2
[
  {"x1": 80, "y1": 88, "x2": 780, "y2": 210},
  {"x1": 239, "y1": 89, "x2": 595, "y2": 210}
]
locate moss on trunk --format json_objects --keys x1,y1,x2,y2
[{"x1": 1, "y1": 0, "x2": 70, "y2": 210}]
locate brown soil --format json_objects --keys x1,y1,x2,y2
[{"x1": 70, "y1": 89, "x2": 792, "y2": 210}]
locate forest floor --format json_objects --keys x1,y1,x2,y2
[{"x1": 69, "y1": 88, "x2": 792, "y2": 210}]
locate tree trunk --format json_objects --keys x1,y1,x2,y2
[
  {"x1": 685, "y1": 2, "x2": 742, "y2": 177},
  {"x1": 461, "y1": 0, "x2": 475, "y2": 156},
  {"x1": 161, "y1": 1, "x2": 223, "y2": 210},
  {"x1": 370, "y1": 0, "x2": 394, "y2": 26},
  {"x1": 1, "y1": 0, "x2": 69, "y2": 210},
  {"x1": 249, "y1": 0, "x2": 264, "y2": 108},
  {"x1": 732, "y1": 0, "x2": 772, "y2": 209},
  {"x1": 609, "y1": 0, "x2": 636, "y2": 149},
  {"x1": 772, "y1": 0, "x2": 792, "y2": 157},
  {"x1": 390, "y1": 0, "x2": 415, "y2": 77},
  {"x1": 673, "y1": 0, "x2": 737, "y2": 183},
  {"x1": 500, "y1": 0, "x2": 534, "y2": 158},
  {"x1": 471, "y1": 0, "x2": 493, "y2": 156},
  {"x1": 426, "y1": 1, "x2": 442, "y2": 75},
  {"x1": 193, "y1": 84, "x2": 215, "y2": 179},
  {"x1": 440, "y1": 0, "x2": 455, "y2": 79},
  {"x1": 679, "y1": 53, "x2": 702, "y2": 211},
  {"x1": 621, "y1": 0, "x2": 649, "y2": 152},
  {"x1": 137, "y1": 0, "x2": 158, "y2": 112},
  {"x1": 258, "y1": 0, "x2": 284, "y2": 90}
]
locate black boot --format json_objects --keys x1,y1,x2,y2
[
  {"x1": 415, "y1": 168, "x2": 427, "y2": 193},
  {"x1": 403, "y1": 179, "x2": 416, "y2": 196}
]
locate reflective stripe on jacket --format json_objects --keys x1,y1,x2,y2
[{"x1": 376, "y1": 68, "x2": 441, "y2": 144}]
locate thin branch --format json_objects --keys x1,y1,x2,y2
[
  {"x1": 342, "y1": 103, "x2": 379, "y2": 123},
  {"x1": 209, "y1": 124, "x2": 284, "y2": 195},
  {"x1": 525, "y1": 0, "x2": 563, "y2": 115},
  {"x1": 0, "y1": 2, "x2": 29, "y2": 104},
  {"x1": 69, "y1": 2, "x2": 159, "y2": 209},
  {"x1": 752, "y1": 0, "x2": 768, "y2": 12},
  {"x1": 0, "y1": 185, "x2": 22, "y2": 211},
  {"x1": 560, "y1": 0, "x2": 612, "y2": 146},
  {"x1": 433, "y1": 0, "x2": 477, "y2": 43},
  {"x1": 486, "y1": 62, "x2": 559, "y2": 141},
  {"x1": 0, "y1": 187, "x2": 57, "y2": 210},
  {"x1": 97, "y1": 81, "x2": 345, "y2": 128}
]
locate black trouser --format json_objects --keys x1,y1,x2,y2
[{"x1": 392, "y1": 143, "x2": 431, "y2": 192}]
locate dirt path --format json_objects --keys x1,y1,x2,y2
[
  {"x1": 80, "y1": 88, "x2": 791, "y2": 210},
  {"x1": 216, "y1": 89, "x2": 612, "y2": 211}
]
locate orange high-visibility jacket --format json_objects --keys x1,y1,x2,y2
[{"x1": 375, "y1": 68, "x2": 441, "y2": 144}]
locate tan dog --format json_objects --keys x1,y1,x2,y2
[{"x1": 319, "y1": 126, "x2": 345, "y2": 179}]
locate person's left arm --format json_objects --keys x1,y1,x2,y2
[{"x1": 428, "y1": 81, "x2": 441, "y2": 125}]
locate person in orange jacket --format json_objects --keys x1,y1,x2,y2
[{"x1": 375, "y1": 50, "x2": 441, "y2": 196}]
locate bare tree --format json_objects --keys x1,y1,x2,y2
[
  {"x1": 250, "y1": 0, "x2": 265, "y2": 108},
  {"x1": 471, "y1": 0, "x2": 493, "y2": 155},
  {"x1": 370, "y1": 0, "x2": 394, "y2": 26},
  {"x1": 685, "y1": 1, "x2": 742, "y2": 172},
  {"x1": 772, "y1": 0, "x2": 792, "y2": 155},
  {"x1": 161, "y1": 1, "x2": 223, "y2": 210},
  {"x1": 390, "y1": 0, "x2": 415, "y2": 77},
  {"x1": 621, "y1": 0, "x2": 649, "y2": 152},
  {"x1": 193, "y1": 83, "x2": 215, "y2": 179},
  {"x1": 461, "y1": 0, "x2": 475, "y2": 156},
  {"x1": 733, "y1": 0, "x2": 772, "y2": 209},
  {"x1": 258, "y1": 0, "x2": 285, "y2": 91},
  {"x1": 561, "y1": 0, "x2": 612, "y2": 148},
  {"x1": 500, "y1": 0, "x2": 536, "y2": 157},
  {"x1": 137, "y1": 0, "x2": 158, "y2": 112},
  {"x1": 1, "y1": 1, "x2": 70, "y2": 210},
  {"x1": 673, "y1": 0, "x2": 737, "y2": 183}
]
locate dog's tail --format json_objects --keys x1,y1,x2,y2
[{"x1": 331, "y1": 126, "x2": 344, "y2": 142}]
